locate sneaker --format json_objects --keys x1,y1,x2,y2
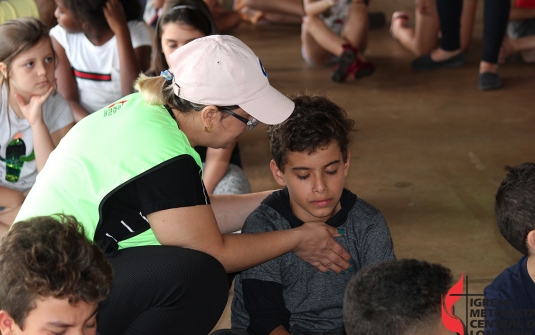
[
  {"x1": 331, "y1": 45, "x2": 357, "y2": 83},
  {"x1": 354, "y1": 59, "x2": 376, "y2": 79}
]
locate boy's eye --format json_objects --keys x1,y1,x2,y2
[
  {"x1": 297, "y1": 174, "x2": 309, "y2": 180},
  {"x1": 325, "y1": 169, "x2": 338, "y2": 175},
  {"x1": 85, "y1": 321, "x2": 96, "y2": 328}
]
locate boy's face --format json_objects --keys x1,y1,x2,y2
[
  {"x1": 0, "y1": 296, "x2": 98, "y2": 335},
  {"x1": 270, "y1": 141, "x2": 349, "y2": 223}
]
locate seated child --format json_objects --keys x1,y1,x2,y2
[
  {"x1": 343, "y1": 258, "x2": 458, "y2": 335},
  {"x1": 301, "y1": 0, "x2": 375, "y2": 83},
  {"x1": 0, "y1": 214, "x2": 112, "y2": 334},
  {"x1": 227, "y1": 93, "x2": 395, "y2": 334},
  {"x1": 500, "y1": 0, "x2": 535, "y2": 63},
  {"x1": 52, "y1": 0, "x2": 152, "y2": 121},
  {"x1": 484, "y1": 163, "x2": 535, "y2": 333}
]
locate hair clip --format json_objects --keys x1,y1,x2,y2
[{"x1": 160, "y1": 70, "x2": 174, "y2": 82}]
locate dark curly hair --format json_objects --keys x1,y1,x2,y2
[
  {"x1": 62, "y1": 0, "x2": 141, "y2": 30},
  {"x1": 343, "y1": 259, "x2": 453, "y2": 335},
  {"x1": 267, "y1": 93, "x2": 356, "y2": 172},
  {"x1": 495, "y1": 163, "x2": 535, "y2": 255},
  {"x1": 0, "y1": 214, "x2": 113, "y2": 329}
]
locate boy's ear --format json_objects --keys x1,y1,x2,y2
[
  {"x1": 0, "y1": 310, "x2": 16, "y2": 335},
  {"x1": 343, "y1": 150, "x2": 351, "y2": 177},
  {"x1": 200, "y1": 105, "x2": 219, "y2": 129},
  {"x1": 526, "y1": 230, "x2": 535, "y2": 254},
  {"x1": 269, "y1": 160, "x2": 286, "y2": 187}
]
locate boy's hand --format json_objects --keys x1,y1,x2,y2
[
  {"x1": 15, "y1": 83, "x2": 55, "y2": 126},
  {"x1": 103, "y1": 0, "x2": 128, "y2": 35},
  {"x1": 293, "y1": 222, "x2": 351, "y2": 273}
]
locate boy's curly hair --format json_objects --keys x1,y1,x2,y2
[
  {"x1": 343, "y1": 259, "x2": 453, "y2": 335},
  {"x1": 0, "y1": 214, "x2": 113, "y2": 329},
  {"x1": 63, "y1": 0, "x2": 141, "y2": 29},
  {"x1": 267, "y1": 93, "x2": 356, "y2": 172},
  {"x1": 495, "y1": 163, "x2": 535, "y2": 255}
]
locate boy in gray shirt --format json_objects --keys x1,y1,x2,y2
[{"x1": 219, "y1": 94, "x2": 395, "y2": 335}]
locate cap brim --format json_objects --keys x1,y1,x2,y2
[{"x1": 239, "y1": 86, "x2": 294, "y2": 125}]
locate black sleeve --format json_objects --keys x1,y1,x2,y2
[
  {"x1": 134, "y1": 155, "x2": 210, "y2": 215},
  {"x1": 242, "y1": 279, "x2": 291, "y2": 335}
]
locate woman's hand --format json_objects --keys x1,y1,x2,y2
[
  {"x1": 14, "y1": 84, "x2": 55, "y2": 126},
  {"x1": 293, "y1": 222, "x2": 351, "y2": 273},
  {"x1": 103, "y1": 0, "x2": 129, "y2": 36}
]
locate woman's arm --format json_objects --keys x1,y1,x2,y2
[
  {"x1": 303, "y1": 0, "x2": 335, "y2": 16},
  {"x1": 203, "y1": 144, "x2": 235, "y2": 194},
  {"x1": 103, "y1": 0, "x2": 140, "y2": 95},
  {"x1": 148, "y1": 205, "x2": 351, "y2": 273},
  {"x1": 210, "y1": 190, "x2": 274, "y2": 233}
]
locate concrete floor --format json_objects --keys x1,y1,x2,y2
[{"x1": 213, "y1": 0, "x2": 534, "y2": 331}]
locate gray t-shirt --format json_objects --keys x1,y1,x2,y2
[{"x1": 231, "y1": 188, "x2": 395, "y2": 334}]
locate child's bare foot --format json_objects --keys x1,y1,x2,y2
[{"x1": 390, "y1": 11, "x2": 409, "y2": 39}]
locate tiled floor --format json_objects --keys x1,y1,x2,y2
[{"x1": 212, "y1": 0, "x2": 534, "y2": 330}]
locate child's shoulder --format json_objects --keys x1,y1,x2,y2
[
  {"x1": 351, "y1": 196, "x2": 382, "y2": 217},
  {"x1": 242, "y1": 200, "x2": 289, "y2": 234}
]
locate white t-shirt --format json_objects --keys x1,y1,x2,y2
[
  {"x1": 50, "y1": 21, "x2": 152, "y2": 113},
  {"x1": 0, "y1": 84, "x2": 74, "y2": 192}
]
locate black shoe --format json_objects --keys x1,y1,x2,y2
[
  {"x1": 478, "y1": 72, "x2": 502, "y2": 91},
  {"x1": 411, "y1": 52, "x2": 465, "y2": 71},
  {"x1": 369, "y1": 12, "x2": 386, "y2": 30}
]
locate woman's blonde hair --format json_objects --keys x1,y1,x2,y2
[
  {"x1": 135, "y1": 73, "x2": 225, "y2": 114},
  {"x1": 0, "y1": 18, "x2": 53, "y2": 87}
]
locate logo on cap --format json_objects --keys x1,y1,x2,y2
[{"x1": 259, "y1": 58, "x2": 268, "y2": 78}]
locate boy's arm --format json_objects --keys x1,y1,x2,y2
[
  {"x1": 242, "y1": 279, "x2": 291, "y2": 335},
  {"x1": 359, "y1": 212, "x2": 396, "y2": 267},
  {"x1": 240, "y1": 209, "x2": 291, "y2": 335}
]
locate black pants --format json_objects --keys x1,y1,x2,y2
[
  {"x1": 436, "y1": 0, "x2": 510, "y2": 63},
  {"x1": 98, "y1": 246, "x2": 229, "y2": 335}
]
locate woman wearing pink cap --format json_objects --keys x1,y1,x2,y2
[{"x1": 15, "y1": 35, "x2": 351, "y2": 334}]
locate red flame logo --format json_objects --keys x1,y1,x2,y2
[{"x1": 441, "y1": 272, "x2": 465, "y2": 335}]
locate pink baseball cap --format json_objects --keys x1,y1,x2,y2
[{"x1": 168, "y1": 35, "x2": 294, "y2": 125}]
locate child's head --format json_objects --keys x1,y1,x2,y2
[
  {"x1": 266, "y1": 93, "x2": 355, "y2": 222},
  {"x1": 151, "y1": 0, "x2": 218, "y2": 74},
  {"x1": 495, "y1": 162, "x2": 535, "y2": 256},
  {"x1": 343, "y1": 259, "x2": 456, "y2": 335},
  {"x1": 0, "y1": 18, "x2": 55, "y2": 98},
  {"x1": 0, "y1": 214, "x2": 113, "y2": 335},
  {"x1": 54, "y1": 0, "x2": 141, "y2": 34}
]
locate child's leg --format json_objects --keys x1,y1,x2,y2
[
  {"x1": 242, "y1": 0, "x2": 304, "y2": 16},
  {"x1": 0, "y1": 186, "x2": 25, "y2": 228},
  {"x1": 460, "y1": 0, "x2": 479, "y2": 51},
  {"x1": 392, "y1": 4, "x2": 440, "y2": 56},
  {"x1": 301, "y1": 16, "x2": 344, "y2": 64},
  {"x1": 340, "y1": 0, "x2": 369, "y2": 53}
]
